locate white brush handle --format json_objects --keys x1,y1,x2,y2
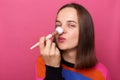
[
  {"x1": 45, "y1": 34, "x2": 52, "y2": 40},
  {"x1": 30, "y1": 34, "x2": 53, "y2": 50},
  {"x1": 30, "y1": 42, "x2": 39, "y2": 50},
  {"x1": 30, "y1": 27, "x2": 63, "y2": 50}
]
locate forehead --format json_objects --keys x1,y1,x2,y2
[{"x1": 57, "y1": 7, "x2": 78, "y2": 22}]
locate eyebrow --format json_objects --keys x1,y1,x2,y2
[
  {"x1": 56, "y1": 20, "x2": 77, "y2": 24},
  {"x1": 56, "y1": 20, "x2": 61, "y2": 23},
  {"x1": 67, "y1": 20, "x2": 77, "y2": 24}
]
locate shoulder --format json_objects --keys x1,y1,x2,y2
[
  {"x1": 35, "y1": 56, "x2": 46, "y2": 78},
  {"x1": 94, "y1": 62, "x2": 110, "y2": 80},
  {"x1": 36, "y1": 56, "x2": 45, "y2": 64},
  {"x1": 62, "y1": 62, "x2": 110, "y2": 80}
]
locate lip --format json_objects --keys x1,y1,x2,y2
[{"x1": 58, "y1": 37, "x2": 66, "y2": 42}]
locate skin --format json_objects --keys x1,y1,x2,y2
[{"x1": 39, "y1": 7, "x2": 79, "y2": 67}]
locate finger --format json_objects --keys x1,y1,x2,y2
[
  {"x1": 50, "y1": 37, "x2": 55, "y2": 42},
  {"x1": 49, "y1": 42, "x2": 56, "y2": 56},
  {"x1": 44, "y1": 39, "x2": 52, "y2": 55},
  {"x1": 39, "y1": 36, "x2": 45, "y2": 49},
  {"x1": 55, "y1": 47, "x2": 60, "y2": 56}
]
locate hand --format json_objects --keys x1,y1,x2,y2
[{"x1": 39, "y1": 36, "x2": 61, "y2": 67}]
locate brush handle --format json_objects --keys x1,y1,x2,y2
[
  {"x1": 30, "y1": 27, "x2": 63, "y2": 50},
  {"x1": 30, "y1": 42, "x2": 39, "y2": 50},
  {"x1": 30, "y1": 34, "x2": 53, "y2": 50}
]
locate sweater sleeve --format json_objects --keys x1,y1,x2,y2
[
  {"x1": 35, "y1": 56, "x2": 65, "y2": 80},
  {"x1": 44, "y1": 65, "x2": 65, "y2": 80},
  {"x1": 35, "y1": 56, "x2": 46, "y2": 80}
]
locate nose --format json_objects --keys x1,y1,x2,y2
[{"x1": 61, "y1": 25, "x2": 67, "y2": 34}]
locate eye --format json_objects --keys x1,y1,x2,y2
[
  {"x1": 68, "y1": 24, "x2": 76, "y2": 28},
  {"x1": 70, "y1": 24, "x2": 76, "y2": 27},
  {"x1": 55, "y1": 24, "x2": 61, "y2": 27},
  {"x1": 55, "y1": 21, "x2": 62, "y2": 27}
]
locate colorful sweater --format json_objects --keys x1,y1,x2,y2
[{"x1": 35, "y1": 56, "x2": 110, "y2": 80}]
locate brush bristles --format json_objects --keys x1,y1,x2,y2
[{"x1": 56, "y1": 27, "x2": 63, "y2": 34}]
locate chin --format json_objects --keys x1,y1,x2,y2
[{"x1": 57, "y1": 45, "x2": 67, "y2": 50}]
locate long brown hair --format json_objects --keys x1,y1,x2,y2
[{"x1": 56, "y1": 3, "x2": 98, "y2": 69}]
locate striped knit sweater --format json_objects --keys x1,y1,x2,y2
[{"x1": 35, "y1": 56, "x2": 110, "y2": 80}]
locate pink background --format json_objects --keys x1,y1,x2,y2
[{"x1": 0, "y1": 0, "x2": 120, "y2": 80}]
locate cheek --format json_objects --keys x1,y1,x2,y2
[
  {"x1": 73, "y1": 29, "x2": 79, "y2": 38},
  {"x1": 74, "y1": 34, "x2": 79, "y2": 44},
  {"x1": 69, "y1": 31, "x2": 79, "y2": 43}
]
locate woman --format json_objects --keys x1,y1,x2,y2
[{"x1": 35, "y1": 3, "x2": 110, "y2": 80}]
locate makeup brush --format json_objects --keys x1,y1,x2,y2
[{"x1": 30, "y1": 27, "x2": 63, "y2": 50}]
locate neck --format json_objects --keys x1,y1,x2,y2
[{"x1": 62, "y1": 48, "x2": 77, "y2": 64}]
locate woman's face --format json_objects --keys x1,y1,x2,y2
[{"x1": 55, "y1": 7, "x2": 79, "y2": 51}]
